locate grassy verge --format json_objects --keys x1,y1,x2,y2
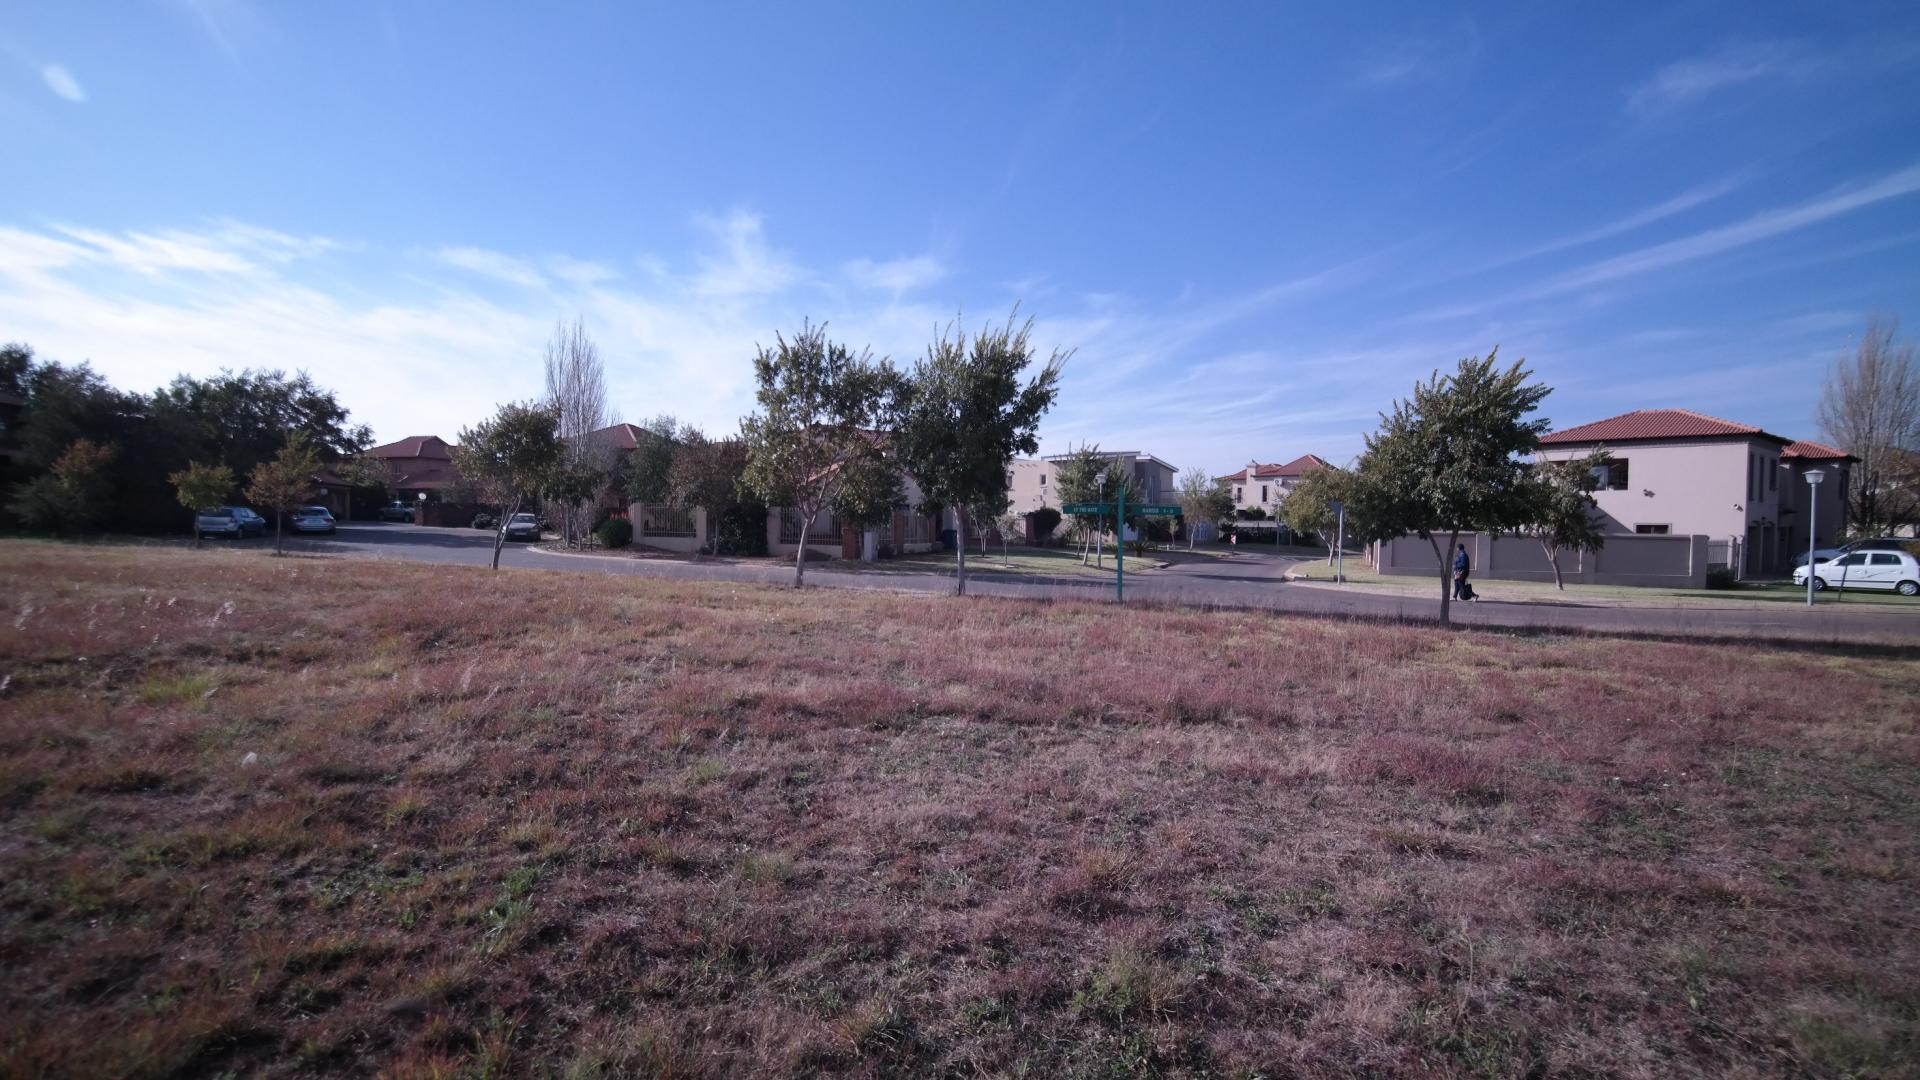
[
  {"x1": 2, "y1": 541, "x2": 1917, "y2": 1077},
  {"x1": 843, "y1": 545, "x2": 1169, "y2": 579},
  {"x1": 1286, "y1": 560, "x2": 1920, "y2": 609}
]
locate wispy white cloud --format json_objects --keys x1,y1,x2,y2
[
  {"x1": 40, "y1": 64, "x2": 85, "y2": 103},
  {"x1": 434, "y1": 246, "x2": 546, "y2": 289},
  {"x1": 1352, "y1": 20, "x2": 1482, "y2": 89},
  {"x1": 844, "y1": 255, "x2": 945, "y2": 293},
  {"x1": 1627, "y1": 40, "x2": 1815, "y2": 114},
  {"x1": 691, "y1": 210, "x2": 799, "y2": 297},
  {"x1": 1549, "y1": 162, "x2": 1920, "y2": 292}
]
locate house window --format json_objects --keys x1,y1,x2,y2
[
  {"x1": 1260, "y1": 485, "x2": 1268, "y2": 503},
  {"x1": 1768, "y1": 458, "x2": 1777, "y2": 492},
  {"x1": 1235, "y1": 486, "x2": 1243, "y2": 502},
  {"x1": 1634, "y1": 524, "x2": 1670, "y2": 535},
  {"x1": 1591, "y1": 459, "x2": 1628, "y2": 490},
  {"x1": 1039, "y1": 473, "x2": 1046, "y2": 486}
]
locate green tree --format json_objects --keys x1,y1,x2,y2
[
  {"x1": 8, "y1": 438, "x2": 118, "y2": 533},
  {"x1": 891, "y1": 312, "x2": 1066, "y2": 594},
  {"x1": 739, "y1": 323, "x2": 896, "y2": 587},
  {"x1": 1175, "y1": 468, "x2": 1232, "y2": 550},
  {"x1": 666, "y1": 428, "x2": 759, "y2": 556},
  {"x1": 152, "y1": 369, "x2": 370, "y2": 481},
  {"x1": 1281, "y1": 465, "x2": 1356, "y2": 564},
  {"x1": 1351, "y1": 349, "x2": 1552, "y2": 624},
  {"x1": 168, "y1": 461, "x2": 236, "y2": 548},
  {"x1": 1054, "y1": 444, "x2": 1135, "y2": 566},
  {"x1": 245, "y1": 434, "x2": 322, "y2": 556},
  {"x1": 831, "y1": 449, "x2": 904, "y2": 557},
  {"x1": 1525, "y1": 450, "x2": 1611, "y2": 590},
  {"x1": 1028, "y1": 506, "x2": 1062, "y2": 545},
  {"x1": 624, "y1": 415, "x2": 683, "y2": 506},
  {"x1": 455, "y1": 403, "x2": 565, "y2": 570}
]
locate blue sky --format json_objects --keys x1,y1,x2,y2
[{"x1": 3, "y1": 2, "x2": 1918, "y2": 473}]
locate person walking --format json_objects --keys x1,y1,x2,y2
[{"x1": 1452, "y1": 543, "x2": 1475, "y2": 602}]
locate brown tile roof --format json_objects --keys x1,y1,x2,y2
[
  {"x1": 1215, "y1": 453, "x2": 1333, "y2": 483},
  {"x1": 583, "y1": 423, "x2": 645, "y2": 451},
  {"x1": 1539, "y1": 409, "x2": 1790, "y2": 446},
  {"x1": 368, "y1": 435, "x2": 456, "y2": 459},
  {"x1": 1781, "y1": 439, "x2": 1856, "y2": 461}
]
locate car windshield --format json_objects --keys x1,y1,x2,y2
[
  {"x1": 512, "y1": 514, "x2": 537, "y2": 524},
  {"x1": 203, "y1": 508, "x2": 232, "y2": 517},
  {"x1": 302, "y1": 507, "x2": 329, "y2": 515}
]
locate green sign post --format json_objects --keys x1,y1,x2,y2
[{"x1": 1059, "y1": 497, "x2": 1180, "y2": 601}]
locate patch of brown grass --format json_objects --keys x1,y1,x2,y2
[{"x1": 1, "y1": 540, "x2": 1917, "y2": 1077}]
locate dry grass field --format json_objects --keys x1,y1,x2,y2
[{"x1": 1, "y1": 541, "x2": 1916, "y2": 1078}]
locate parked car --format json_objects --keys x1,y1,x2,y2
[
  {"x1": 1793, "y1": 550, "x2": 1920, "y2": 595},
  {"x1": 196, "y1": 507, "x2": 246, "y2": 539},
  {"x1": 501, "y1": 512, "x2": 541, "y2": 542},
  {"x1": 1791, "y1": 546, "x2": 1847, "y2": 568},
  {"x1": 291, "y1": 506, "x2": 336, "y2": 535},
  {"x1": 379, "y1": 501, "x2": 415, "y2": 522},
  {"x1": 230, "y1": 506, "x2": 267, "y2": 536}
]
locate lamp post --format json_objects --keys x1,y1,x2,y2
[{"x1": 1804, "y1": 469, "x2": 1824, "y2": 607}]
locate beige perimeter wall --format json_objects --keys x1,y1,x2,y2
[{"x1": 1378, "y1": 531, "x2": 1708, "y2": 588}]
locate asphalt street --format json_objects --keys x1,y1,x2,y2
[{"x1": 272, "y1": 523, "x2": 1920, "y2": 646}]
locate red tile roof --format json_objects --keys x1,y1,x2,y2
[
  {"x1": 1539, "y1": 409, "x2": 1789, "y2": 446},
  {"x1": 1781, "y1": 439, "x2": 1855, "y2": 461},
  {"x1": 368, "y1": 435, "x2": 456, "y2": 459},
  {"x1": 1215, "y1": 453, "x2": 1333, "y2": 483},
  {"x1": 582, "y1": 423, "x2": 644, "y2": 451}
]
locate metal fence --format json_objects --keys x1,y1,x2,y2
[
  {"x1": 639, "y1": 505, "x2": 696, "y2": 538},
  {"x1": 780, "y1": 509, "x2": 840, "y2": 544}
]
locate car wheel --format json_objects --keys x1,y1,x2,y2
[
  {"x1": 1899, "y1": 580, "x2": 1919, "y2": 597},
  {"x1": 1810, "y1": 577, "x2": 1827, "y2": 592}
]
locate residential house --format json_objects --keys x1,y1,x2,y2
[
  {"x1": 1214, "y1": 454, "x2": 1333, "y2": 517},
  {"x1": 367, "y1": 435, "x2": 462, "y2": 500},
  {"x1": 1535, "y1": 409, "x2": 1854, "y2": 578},
  {"x1": 1007, "y1": 450, "x2": 1178, "y2": 539},
  {"x1": 366, "y1": 435, "x2": 473, "y2": 524}
]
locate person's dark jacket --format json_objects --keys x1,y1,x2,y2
[{"x1": 1453, "y1": 549, "x2": 1470, "y2": 576}]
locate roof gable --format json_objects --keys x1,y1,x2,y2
[
  {"x1": 368, "y1": 435, "x2": 455, "y2": 459},
  {"x1": 1540, "y1": 409, "x2": 1789, "y2": 446},
  {"x1": 1781, "y1": 439, "x2": 1855, "y2": 461},
  {"x1": 1215, "y1": 453, "x2": 1332, "y2": 483}
]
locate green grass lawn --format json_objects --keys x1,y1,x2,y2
[{"x1": 1285, "y1": 559, "x2": 1920, "y2": 609}]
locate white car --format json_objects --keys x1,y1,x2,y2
[
  {"x1": 1793, "y1": 550, "x2": 1920, "y2": 596},
  {"x1": 290, "y1": 505, "x2": 336, "y2": 535}
]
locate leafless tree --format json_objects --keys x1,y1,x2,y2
[
  {"x1": 541, "y1": 316, "x2": 615, "y2": 544},
  {"x1": 1818, "y1": 316, "x2": 1920, "y2": 535}
]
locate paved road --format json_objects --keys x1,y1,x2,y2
[{"x1": 276, "y1": 523, "x2": 1920, "y2": 645}]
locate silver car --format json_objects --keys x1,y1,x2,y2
[
  {"x1": 290, "y1": 505, "x2": 336, "y2": 534},
  {"x1": 501, "y1": 512, "x2": 541, "y2": 542},
  {"x1": 230, "y1": 506, "x2": 267, "y2": 536},
  {"x1": 195, "y1": 507, "x2": 245, "y2": 539}
]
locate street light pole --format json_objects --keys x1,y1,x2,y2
[{"x1": 1804, "y1": 469, "x2": 1824, "y2": 607}]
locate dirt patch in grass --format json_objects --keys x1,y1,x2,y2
[{"x1": 1, "y1": 540, "x2": 1917, "y2": 1077}]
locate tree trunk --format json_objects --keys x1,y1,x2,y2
[
  {"x1": 490, "y1": 498, "x2": 516, "y2": 570},
  {"x1": 1428, "y1": 530, "x2": 1458, "y2": 625},
  {"x1": 274, "y1": 514, "x2": 284, "y2": 556},
  {"x1": 793, "y1": 510, "x2": 813, "y2": 588},
  {"x1": 952, "y1": 507, "x2": 967, "y2": 595},
  {"x1": 1542, "y1": 539, "x2": 1564, "y2": 590},
  {"x1": 192, "y1": 514, "x2": 202, "y2": 550}
]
